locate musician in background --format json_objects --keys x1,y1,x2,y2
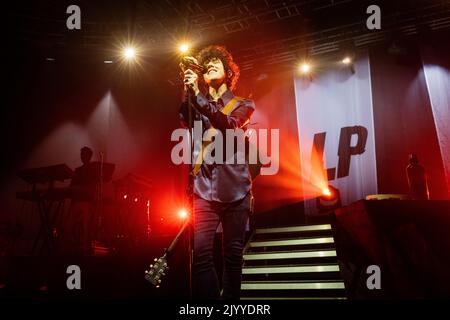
[
  {"x1": 62, "y1": 146, "x2": 97, "y2": 255},
  {"x1": 71, "y1": 146, "x2": 97, "y2": 189}
]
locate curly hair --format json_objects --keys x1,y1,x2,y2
[{"x1": 196, "y1": 45, "x2": 240, "y2": 91}]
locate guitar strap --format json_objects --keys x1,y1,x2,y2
[{"x1": 191, "y1": 96, "x2": 244, "y2": 177}]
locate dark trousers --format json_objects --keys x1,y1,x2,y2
[{"x1": 192, "y1": 192, "x2": 251, "y2": 300}]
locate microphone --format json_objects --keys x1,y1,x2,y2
[{"x1": 180, "y1": 57, "x2": 206, "y2": 74}]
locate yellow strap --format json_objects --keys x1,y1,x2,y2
[{"x1": 192, "y1": 96, "x2": 244, "y2": 177}]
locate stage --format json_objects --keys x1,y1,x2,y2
[{"x1": 2, "y1": 0, "x2": 450, "y2": 307}]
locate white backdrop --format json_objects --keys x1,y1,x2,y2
[
  {"x1": 422, "y1": 47, "x2": 450, "y2": 197},
  {"x1": 294, "y1": 53, "x2": 378, "y2": 216}
]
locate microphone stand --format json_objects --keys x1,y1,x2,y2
[
  {"x1": 186, "y1": 83, "x2": 194, "y2": 300},
  {"x1": 144, "y1": 68, "x2": 197, "y2": 297},
  {"x1": 96, "y1": 151, "x2": 104, "y2": 252}
]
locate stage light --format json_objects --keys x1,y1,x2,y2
[
  {"x1": 299, "y1": 63, "x2": 311, "y2": 74},
  {"x1": 322, "y1": 187, "x2": 332, "y2": 197},
  {"x1": 341, "y1": 56, "x2": 355, "y2": 74},
  {"x1": 123, "y1": 47, "x2": 136, "y2": 60},
  {"x1": 114, "y1": 41, "x2": 144, "y2": 67},
  {"x1": 123, "y1": 194, "x2": 128, "y2": 199},
  {"x1": 342, "y1": 57, "x2": 352, "y2": 64},
  {"x1": 317, "y1": 185, "x2": 341, "y2": 213},
  {"x1": 134, "y1": 197, "x2": 138, "y2": 203},
  {"x1": 179, "y1": 43, "x2": 190, "y2": 53},
  {"x1": 104, "y1": 60, "x2": 114, "y2": 64},
  {"x1": 178, "y1": 209, "x2": 188, "y2": 219}
]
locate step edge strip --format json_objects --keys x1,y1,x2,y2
[{"x1": 255, "y1": 224, "x2": 332, "y2": 234}]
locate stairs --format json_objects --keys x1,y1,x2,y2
[{"x1": 240, "y1": 223, "x2": 347, "y2": 300}]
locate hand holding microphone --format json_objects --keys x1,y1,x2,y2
[{"x1": 180, "y1": 56, "x2": 201, "y2": 95}]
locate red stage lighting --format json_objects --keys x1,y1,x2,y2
[
  {"x1": 178, "y1": 209, "x2": 188, "y2": 219},
  {"x1": 317, "y1": 185, "x2": 341, "y2": 213},
  {"x1": 123, "y1": 194, "x2": 128, "y2": 199},
  {"x1": 322, "y1": 187, "x2": 332, "y2": 197}
]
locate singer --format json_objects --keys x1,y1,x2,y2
[{"x1": 180, "y1": 45, "x2": 255, "y2": 300}]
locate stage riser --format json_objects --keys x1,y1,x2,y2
[
  {"x1": 334, "y1": 200, "x2": 450, "y2": 299},
  {"x1": 241, "y1": 223, "x2": 347, "y2": 300}
]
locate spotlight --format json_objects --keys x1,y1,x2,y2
[
  {"x1": 123, "y1": 194, "x2": 128, "y2": 199},
  {"x1": 123, "y1": 47, "x2": 136, "y2": 60},
  {"x1": 341, "y1": 56, "x2": 355, "y2": 74},
  {"x1": 342, "y1": 57, "x2": 352, "y2": 64},
  {"x1": 299, "y1": 63, "x2": 311, "y2": 74},
  {"x1": 104, "y1": 60, "x2": 114, "y2": 64},
  {"x1": 316, "y1": 185, "x2": 341, "y2": 213},
  {"x1": 179, "y1": 43, "x2": 190, "y2": 53},
  {"x1": 322, "y1": 187, "x2": 332, "y2": 197},
  {"x1": 178, "y1": 209, "x2": 188, "y2": 219}
]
